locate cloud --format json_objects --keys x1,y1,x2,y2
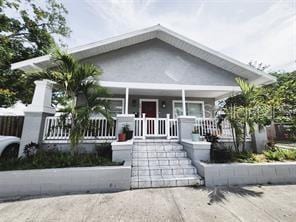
[{"x1": 71, "y1": 0, "x2": 295, "y2": 71}]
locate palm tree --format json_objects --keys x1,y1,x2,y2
[
  {"x1": 43, "y1": 50, "x2": 111, "y2": 152},
  {"x1": 225, "y1": 78, "x2": 260, "y2": 152}
]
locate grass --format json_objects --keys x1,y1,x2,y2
[{"x1": 0, "y1": 146, "x2": 122, "y2": 171}]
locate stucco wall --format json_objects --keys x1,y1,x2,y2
[
  {"x1": 197, "y1": 161, "x2": 296, "y2": 187},
  {"x1": 0, "y1": 166, "x2": 131, "y2": 198},
  {"x1": 82, "y1": 39, "x2": 240, "y2": 86}
]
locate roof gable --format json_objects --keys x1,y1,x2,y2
[{"x1": 11, "y1": 25, "x2": 276, "y2": 85}]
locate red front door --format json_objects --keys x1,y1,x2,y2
[{"x1": 141, "y1": 101, "x2": 157, "y2": 117}]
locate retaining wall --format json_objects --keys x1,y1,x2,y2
[
  {"x1": 197, "y1": 161, "x2": 296, "y2": 187},
  {"x1": 0, "y1": 165, "x2": 131, "y2": 198}
]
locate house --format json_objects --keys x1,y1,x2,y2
[{"x1": 11, "y1": 25, "x2": 276, "y2": 188}]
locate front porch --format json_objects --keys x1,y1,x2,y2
[{"x1": 42, "y1": 115, "x2": 234, "y2": 143}]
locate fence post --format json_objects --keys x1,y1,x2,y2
[
  {"x1": 19, "y1": 80, "x2": 56, "y2": 157},
  {"x1": 166, "y1": 113, "x2": 170, "y2": 140}
]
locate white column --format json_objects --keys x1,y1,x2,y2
[
  {"x1": 125, "y1": 88, "x2": 129, "y2": 114},
  {"x1": 142, "y1": 113, "x2": 146, "y2": 139},
  {"x1": 182, "y1": 89, "x2": 186, "y2": 116},
  {"x1": 166, "y1": 113, "x2": 170, "y2": 140}
]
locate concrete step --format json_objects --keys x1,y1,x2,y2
[
  {"x1": 133, "y1": 145, "x2": 183, "y2": 151},
  {"x1": 132, "y1": 158, "x2": 192, "y2": 167},
  {"x1": 132, "y1": 150, "x2": 187, "y2": 158},
  {"x1": 131, "y1": 175, "x2": 203, "y2": 189},
  {"x1": 132, "y1": 166, "x2": 197, "y2": 177}
]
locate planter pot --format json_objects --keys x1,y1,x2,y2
[
  {"x1": 210, "y1": 147, "x2": 232, "y2": 163},
  {"x1": 118, "y1": 133, "x2": 126, "y2": 142},
  {"x1": 192, "y1": 133, "x2": 200, "y2": 142},
  {"x1": 125, "y1": 130, "x2": 133, "y2": 140}
]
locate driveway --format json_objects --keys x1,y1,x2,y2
[{"x1": 0, "y1": 185, "x2": 295, "y2": 222}]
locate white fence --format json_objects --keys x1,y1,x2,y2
[
  {"x1": 134, "y1": 114, "x2": 178, "y2": 139},
  {"x1": 43, "y1": 116, "x2": 116, "y2": 141}
]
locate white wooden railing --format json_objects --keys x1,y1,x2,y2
[
  {"x1": 43, "y1": 116, "x2": 116, "y2": 141},
  {"x1": 195, "y1": 118, "x2": 250, "y2": 140},
  {"x1": 134, "y1": 114, "x2": 178, "y2": 139}
]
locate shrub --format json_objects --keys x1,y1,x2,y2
[
  {"x1": 0, "y1": 145, "x2": 121, "y2": 171},
  {"x1": 23, "y1": 142, "x2": 39, "y2": 158},
  {"x1": 263, "y1": 148, "x2": 296, "y2": 161}
]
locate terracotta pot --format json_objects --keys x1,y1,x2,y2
[{"x1": 118, "y1": 133, "x2": 126, "y2": 142}]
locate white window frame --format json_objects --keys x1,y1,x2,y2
[
  {"x1": 100, "y1": 97, "x2": 125, "y2": 115},
  {"x1": 172, "y1": 100, "x2": 205, "y2": 118},
  {"x1": 139, "y1": 99, "x2": 159, "y2": 118}
]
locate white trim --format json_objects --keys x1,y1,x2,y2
[
  {"x1": 100, "y1": 97, "x2": 125, "y2": 115},
  {"x1": 139, "y1": 99, "x2": 159, "y2": 118},
  {"x1": 182, "y1": 89, "x2": 186, "y2": 116},
  {"x1": 172, "y1": 100, "x2": 205, "y2": 118},
  {"x1": 125, "y1": 88, "x2": 129, "y2": 114},
  {"x1": 100, "y1": 81, "x2": 242, "y2": 92}
]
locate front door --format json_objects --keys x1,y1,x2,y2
[{"x1": 141, "y1": 101, "x2": 157, "y2": 117}]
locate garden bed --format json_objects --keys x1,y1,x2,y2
[
  {"x1": 210, "y1": 147, "x2": 296, "y2": 164},
  {"x1": 0, "y1": 143, "x2": 122, "y2": 171}
]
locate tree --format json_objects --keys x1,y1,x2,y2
[
  {"x1": 0, "y1": 0, "x2": 70, "y2": 107},
  {"x1": 224, "y1": 78, "x2": 270, "y2": 152},
  {"x1": 41, "y1": 50, "x2": 111, "y2": 152}
]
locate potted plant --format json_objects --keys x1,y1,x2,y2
[
  {"x1": 118, "y1": 131, "x2": 126, "y2": 142},
  {"x1": 192, "y1": 125, "x2": 200, "y2": 141},
  {"x1": 123, "y1": 124, "x2": 133, "y2": 140}
]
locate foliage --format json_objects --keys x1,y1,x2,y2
[
  {"x1": 224, "y1": 78, "x2": 268, "y2": 152},
  {"x1": 122, "y1": 124, "x2": 130, "y2": 133},
  {"x1": 264, "y1": 71, "x2": 296, "y2": 124},
  {"x1": 23, "y1": 142, "x2": 39, "y2": 157},
  {"x1": 263, "y1": 147, "x2": 296, "y2": 161},
  {"x1": 38, "y1": 50, "x2": 111, "y2": 152},
  {"x1": 0, "y1": 145, "x2": 120, "y2": 171},
  {"x1": 192, "y1": 125, "x2": 200, "y2": 134},
  {"x1": 0, "y1": 0, "x2": 70, "y2": 106}
]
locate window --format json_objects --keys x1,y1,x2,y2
[
  {"x1": 92, "y1": 98, "x2": 124, "y2": 117},
  {"x1": 173, "y1": 101, "x2": 204, "y2": 118},
  {"x1": 109, "y1": 99, "x2": 124, "y2": 117}
]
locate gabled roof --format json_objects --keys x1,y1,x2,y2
[{"x1": 11, "y1": 25, "x2": 276, "y2": 85}]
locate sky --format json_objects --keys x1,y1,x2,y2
[{"x1": 59, "y1": 0, "x2": 296, "y2": 72}]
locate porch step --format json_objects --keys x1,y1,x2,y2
[
  {"x1": 132, "y1": 165, "x2": 197, "y2": 177},
  {"x1": 131, "y1": 142, "x2": 203, "y2": 189},
  {"x1": 132, "y1": 150, "x2": 187, "y2": 158},
  {"x1": 131, "y1": 175, "x2": 203, "y2": 188}
]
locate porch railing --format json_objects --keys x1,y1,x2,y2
[
  {"x1": 134, "y1": 114, "x2": 178, "y2": 139},
  {"x1": 43, "y1": 116, "x2": 116, "y2": 141},
  {"x1": 195, "y1": 118, "x2": 250, "y2": 140}
]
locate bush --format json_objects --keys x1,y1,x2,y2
[
  {"x1": 263, "y1": 148, "x2": 296, "y2": 161},
  {"x1": 0, "y1": 145, "x2": 121, "y2": 171}
]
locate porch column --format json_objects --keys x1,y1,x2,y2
[
  {"x1": 182, "y1": 89, "x2": 186, "y2": 116},
  {"x1": 19, "y1": 79, "x2": 56, "y2": 157},
  {"x1": 125, "y1": 88, "x2": 129, "y2": 114}
]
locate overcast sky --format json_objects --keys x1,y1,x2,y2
[{"x1": 60, "y1": 0, "x2": 296, "y2": 72}]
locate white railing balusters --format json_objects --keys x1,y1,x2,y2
[{"x1": 43, "y1": 117, "x2": 116, "y2": 141}]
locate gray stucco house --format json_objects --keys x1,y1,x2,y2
[{"x1": 12, "y1": 25, "x2": 276, "y2": 188}]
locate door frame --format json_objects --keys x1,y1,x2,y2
[{"x1": 139, "y1": 99, "x2": 159, "y2": 118}]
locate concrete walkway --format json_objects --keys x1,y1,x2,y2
[{"x1": 0, "y1": 185, "x2": 295, "y2": 222}]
